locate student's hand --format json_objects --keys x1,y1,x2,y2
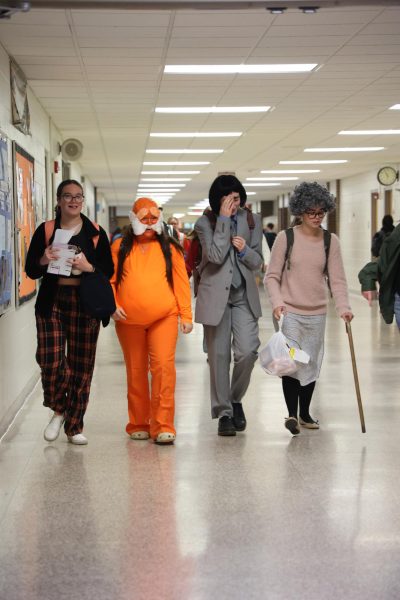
[
  {"x1": 341, "y1": 311, "x2": 354, "y2": 322},
  {"x1": 180, "y1": 322, "x2": 193, "y2": 334},
  {"x1": 273, "y1": 306, "x2": 286, "y2": 320},
  {"x1": 219, "y1": 195, "x2": 236, "y2": 217},
  {"x1": 362, "y1": 290, "x2": 377, "y2": 306},
  {"x1": 231, "y1": 236, "x2": 246, "y2": 252},
  {"x1": 72, "y1": 252, "x2": 94, "y2": 273},
  {"x1": 39, "y1": 245, "x2": 59, "y2": 266},
  {"x1": 112, "y1": 306, "x2": 127, "y2": 321}
]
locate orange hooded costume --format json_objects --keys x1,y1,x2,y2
[{"x1": 110, "y1": 198, "x2": 192, "y2": 442}]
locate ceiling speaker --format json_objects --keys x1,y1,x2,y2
[{"x1": 61, "y1": 138, "x2": 83, "y2": 162}]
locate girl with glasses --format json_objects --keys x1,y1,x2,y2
[
  {"x1": 25, "y1": 179, "x2": 114, "y2": 445},
  {"x1": 264, "y1": 181, "x2": 353, "y2": 436}
]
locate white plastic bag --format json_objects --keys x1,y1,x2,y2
[{"x1": 259, "y1": 320, "x2": 298, "y2": 376}]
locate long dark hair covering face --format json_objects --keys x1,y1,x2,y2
[{"x1": 116, "y1": 226, "x2": 183, "y2": 289}]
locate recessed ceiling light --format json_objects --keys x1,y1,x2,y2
[
  {"x1": 150, "y1": 132, "x2": 242, "y2": 138},
  {"x1": 304, "y1": 147, "x2": 384, "y2": 152},
  {"x1": 138, "y1": 183, "x2": 186, "y2": 187},
  {"x1": 164, "y1": 64, "x2": 317, "y2": 74},
  {"x1": 141, "y1": 178, "x2": 192, "y2": 182},
  {"x1": 280, "y1": 160, "x2": 348, "y2": 164},
  {"x1": 141, "y1": 171, "x2": 201, "y2": 175},
  {"x1": 146, "y1": 149, "x2": 223, "y2": 154},
  {"x1": 155, "y1": 106, "x2": 270, "y2": 114},
  {"x1": 143, "y1": 162, "x2": 210, "y2": 166},
  {"x1": 261, "y1": 169, "x2": 320, "y2": 173},
  {"x1": 137, "y1": 188, "x2": 181, "y2": 192},
  {"x1": 246, "y1": 177, "x2": 298, "y2": 181},
  {"x1": 389, "y1": 104, "x2": 400, "y2": 110},
  {"x1": 338, "y1": 130, "x2": 400, "y2": 135},
  {"x1": 245, "y1": 183, "x2": 281, "y2": 187}
]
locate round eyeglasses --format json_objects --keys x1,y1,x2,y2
[{"x1": 61, "y1": 193, "x2": 85, "y2": 203}]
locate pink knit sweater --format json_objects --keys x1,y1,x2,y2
[{"x1": 265, "y1": 227, "x2": 351, "y2": 316}]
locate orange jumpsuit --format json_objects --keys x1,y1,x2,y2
[{"x1": 110, "y1": 238, "x2": 192, "y2": 439}]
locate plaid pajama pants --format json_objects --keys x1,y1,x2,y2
[{"x1": 36, "y1": 286, "x2": 100, "y2": 436}]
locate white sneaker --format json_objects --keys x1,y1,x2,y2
[
  {"x1": 130, "y1": 431, "x2": 150, "y2": 440},
  {"x1": 68, "y1": 433, "x2": 88, "y2": 445},
  {"x1": 43, "y1": 413, "x2": 64, "y2": 442},
  {"x1": 155, "y1": 432, "x2": 176, "y2": 444}
]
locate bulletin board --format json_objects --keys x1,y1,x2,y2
[
  {"x1": 0, "y1": 132, "x2": 12, "y2": 314},
  {"x1": 13, "y1": 142, "x2": 36, "y2": 306}
]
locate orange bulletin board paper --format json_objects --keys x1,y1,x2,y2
[{"x1": 14, "y1": 143, "x2": 36, "y2": 306}]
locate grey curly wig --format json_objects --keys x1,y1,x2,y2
[{"x1": 289, "y1": 181, "x2": 335, "y2": 216}]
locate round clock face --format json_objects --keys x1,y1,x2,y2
[{"x1": 377, "y1": 166, "x2": 398, "y2": 186}]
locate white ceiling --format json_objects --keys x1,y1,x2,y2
[{"x1": 0, "y1": 4, "x2": 400, "y2": 213}]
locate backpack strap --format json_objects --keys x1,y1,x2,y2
[
  {"x1": 44, "y1": 219, "x2": 100, "y2": 248},
  {"x1": 284, "y1": 228, "x2": 294, "y2": 271},
  {"x1": 323, "y1": 229, "x2": 331, "y2": 276}
]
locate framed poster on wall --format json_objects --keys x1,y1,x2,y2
[
  {"x1": 13, "y1": 142, "x2": 36, "y2": 306},
  {"x1": 0, "y1": 132, "x2": 12, "y2": 314}
]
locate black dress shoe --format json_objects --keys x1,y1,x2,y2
[
  {"x1": 218, "y1": 416, "x2": 237, "y2": 436},
  {"x1": 232, "y1": 403, "x2": 247, "y2": 431}
]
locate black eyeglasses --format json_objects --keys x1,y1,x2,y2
[
  {"x1": 61, "y1": 193, "x2": 85, "y2": 203},
  {"x1": 305, "y1": 210, "x2": 326, "y2": 219}
]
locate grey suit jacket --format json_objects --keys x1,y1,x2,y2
[{"x1": 194, "y1": 208, "x2": 263, "y2": 326}]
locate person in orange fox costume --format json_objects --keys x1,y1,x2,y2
[{"x1": 110, "y1": 198, "x2": 193, "y2": 444}]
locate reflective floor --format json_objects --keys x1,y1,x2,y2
[{"x1": 1, "y1": 293, "x2": 399, "y2": 600}]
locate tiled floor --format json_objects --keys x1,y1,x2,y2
[{"x1": 0, "y1": 293, "x2": 399, "y2": 600}]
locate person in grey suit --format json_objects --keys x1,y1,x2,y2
[{"x1": 194, "y1": 175, "x2": 263, "y2": 436}]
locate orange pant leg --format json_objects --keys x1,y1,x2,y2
[
  {"x1": 115, "y1": 322, "x2": 150, "y2": 435},
  {"x1": 147, "y1": 315, "x2": 178, "y2": 439}
]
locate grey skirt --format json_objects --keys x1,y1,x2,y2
[{"x1": 281, "y1": 312, "x2": 326, "y2": 386}]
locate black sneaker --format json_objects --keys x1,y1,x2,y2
[
  {"x1": 284, "y1": 417, "x2": 300, "y2": 436},
  {"x1": 232, "y1": 403, "x2": 247, "y2": 431},
  {"x1": 218, "y1": 416, "x2": 237, "y2": 436}
]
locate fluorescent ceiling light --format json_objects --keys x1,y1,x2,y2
[
  {"x1": 137, "y1": 188, "x2": 181, "y2": 192},
  {"x1": 141, "y1": 171, "x2": 200, "y2": 175},
  {"x1": 138, "y1": 183, "x2": 186, "y2": 187},
  {"x1": 304, "y1": 147, "x2": 384, "y2": 152},
  {"x1": 188, "y1": 211, "x2": 204, "y2": 216},
  {"x1": 261, "y1": 169, "x2": 320, "y2": 174},
  {"x1": 173, "y1": 213, "x2": 185, "y2": 218},
  {"x1": 246, "y1": 177, "x2": 298, "y2": 181},
  {"x1": 280, "y1": 160, "x2": 348, "y2": 165},
  {"x1": 338, "y1": 130, "x2": 400, "y2": 135},
  {"x1": 389, "y1": 104, "x2": 400, "y2": 110},
  {"x1": 140, "y1": 178, "x2": 191, "y2": 182},
  {"x1": 246, "y1": 192, "x2": 256, "y2": 195},
  {"x1": 144, "y1": 161, "x2": 210, "y2": 166},
  {"x1": 146, "y1": 149, "x2": 223, "y2": 154},
  {"x1": 150, "y1": 132, "x2": 242, "y2": 138},
  {"x1": 156, "y1": 106, "x2": 270, "y2": 114},
  {"x1": 164, "y1": 64, "x2": 318, "y2": 74},
  {"x1": 245, "y1": 183, "x2": 281, "y2": 187}
]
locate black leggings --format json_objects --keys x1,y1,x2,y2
[{"x1": 282, "y1": 376, "x2": 316, "y2": 419}]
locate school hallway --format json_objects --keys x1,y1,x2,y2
[{"x1": 0, "y1": 291, "x2": 399, "y2": 600}]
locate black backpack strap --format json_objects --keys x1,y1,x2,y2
[
  {"x1": 284, "y1": 228, "x2": 294, "y2": 271},
  {"x1": 323, "y1": 229, "x2": 331, "y2": 276}
]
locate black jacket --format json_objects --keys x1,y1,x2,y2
[{"x1": 25, "y1": 214, "x2": 114, "y2": 323}]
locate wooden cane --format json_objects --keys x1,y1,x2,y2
[{"x1": 345, "y1": 321, "x2": 366, "y2": 433}]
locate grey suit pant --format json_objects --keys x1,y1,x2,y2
[{"x1": 204, "y1": 286, "x2": 260, "y2": 419}]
